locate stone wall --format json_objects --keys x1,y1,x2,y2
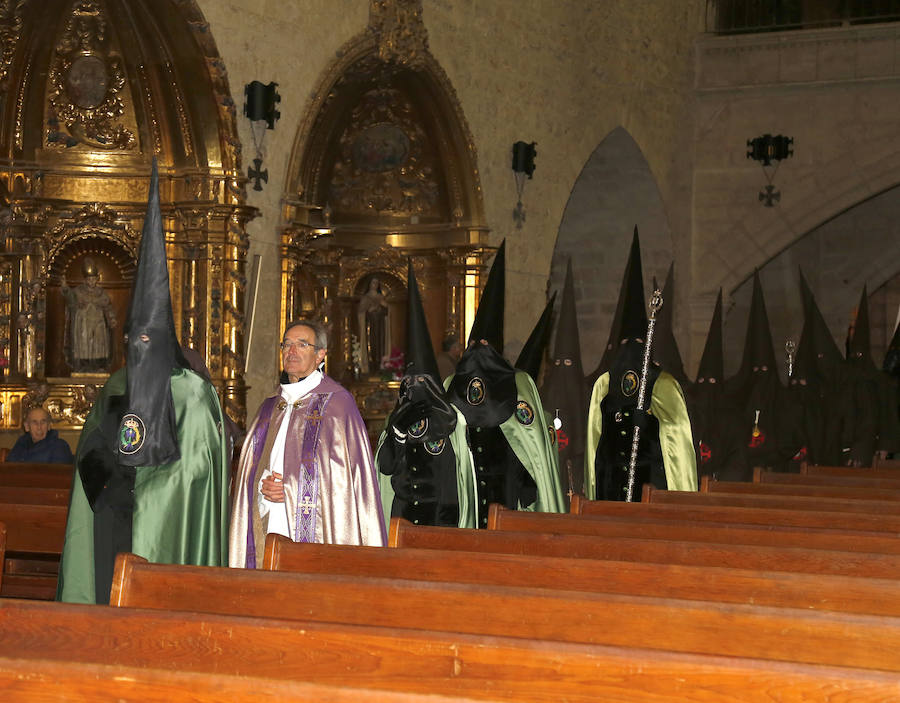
[
  {"x1": 694, "y1": 22, "x2": 900, "y2": 376},
  {"x1": 196, "y1": 0, "x2": 705, "y2": 413}
]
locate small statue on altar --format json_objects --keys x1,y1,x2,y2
[
  {"x1": 357, "y1": 276, "x2": 390, "y2": 375},
  {"x1": 62, "y1": 257, "x2": 117, "y2": 372}
]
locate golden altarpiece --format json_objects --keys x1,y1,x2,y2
[
  {"x1": 281, "y1": 3, "x2": 492, "y2": 436},
  {"x1": 0, "y1": 0, "x2": 255, "y2": 445}
]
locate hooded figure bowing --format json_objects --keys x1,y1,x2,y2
[{"x1": 376, "y1": 261, "x2": 475, "y2": 528}]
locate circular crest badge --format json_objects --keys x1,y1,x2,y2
[
  {"x1": 118, "y1": 413, "x2": 145, "y2": 455},
  {"x1": 408, "y1": 417, "x2": 428, "y2": 439},
  {"x1": 466, "y1": 377, "x2": 486, "y2": 406},
  {"x1": 425, "y1": 438, "x2": 445, "y2": 456},
  {"x1": 515, "y1": 400, "x2": 535, "y2": 426},
  {"x1": 621, "y1": 370, "x2": 640, "y2": 397},
  {"x1": 547, "y1": 424, "x2": 556, "y2": 445}
]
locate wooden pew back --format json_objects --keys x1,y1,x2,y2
[
  {"x1": 643, "y1": 483, "x2": 900, "y2": 514},
  {"x1": 0, "y1": 464, "x2": 71, "y2": 598},
  {"x1": 571, "y1": 493, "x2": 900, "y2": 533},
  {"x1": 755, "y1": 467, "x2": 900, "y2": 489},
  {"x1": 801, "y1": 464, "x2": 900, "y2": 480},
  {"x1": 703, "y1": 475, "x2": 900, "y2": 501},
  {"x1": 264, "y1": 535, "x2": 900, "y2": 617},
  {"x1": 110, "y1": 552, "x2": 900, "y2": 671},
  {"x1": 6, "y1": 599, "x2": 900, "y2": 703},
  {"x1": 388, "y1": 518, "x2": 900, "y2": 579},
  {"x1": 486, "y1": 504, "x2": 900, "y2": 554}
]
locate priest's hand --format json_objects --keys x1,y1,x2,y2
[{"x1": 261, "y1": 471, "x2": 285, "y2": 502}]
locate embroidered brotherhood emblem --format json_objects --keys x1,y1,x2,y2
[
  {"x1": 792, "y1": 446, "x2": 808, "y2": 461},
  {"x1": 556, "y1": 429, "x2": 569, "y2": 450},
  {"x1": 466, "y1": 377, "x2": 485, "y2": 405},
  {"x1": 515, "y1": 400, "x2": 535, "y2": 426},
  {"x1": 425, "y1": 438, "x2": 445, "y2": 456},
  {"x1": 621, "y1": 370, "x2": 639, "y2": 397},
  {"x1": 408, "y1": 417, "x2": 428, "y2": 439},
  {"x1": 698, "y1": 441, "x2": 712, "y2": 463},
  {"x1": 118, "y1": 413, "x2": 145, "y2": 454}
]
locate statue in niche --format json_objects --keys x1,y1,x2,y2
[
  {"x1": 62, "y1": 256, "x2": 117, "y2": 372},
  {"x1": 357, "y1": 276, "x2": 390, "y2": 375}
]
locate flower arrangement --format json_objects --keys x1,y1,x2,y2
[{"x1": 380, "y1": 347, "x2": 405, "y2": 380}]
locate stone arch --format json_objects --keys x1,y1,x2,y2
[
  {"x1": 725, "y1": 183, "x2": 900, "y2": 376},
  {"x1": 284, "y1": 30, "x2": 486, "y2": 229},
  {"x1": 549, "y1": 126, "x2": 674, "y2": 372}
]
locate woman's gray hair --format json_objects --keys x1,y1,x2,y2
[{"x1": 284, "y1": 319, "x2": 328, "y2": 350}]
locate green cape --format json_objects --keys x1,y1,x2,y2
[
  {"x1": 584, "y1": 370, "x2": 697, "y2": 500},
  {"x1": 499, "y1": 372, "x2": 565, "y2": 513},
  {"x1": 57, "y1": 367, "x2": 229, "y2": 604}
]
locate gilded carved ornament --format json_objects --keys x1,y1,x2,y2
[
  {"x1": 330, "y1": 87, "x2": 439, "y2": 218},
  {"x1": 368, "y1": 0, "x2": 427, "y2": 67},
  {"x1": 0, "y1": 0, "x2": 25, "y2": 89},
  {"x1": 46, "y1": 0, "x2": 135, "y2": 150}
]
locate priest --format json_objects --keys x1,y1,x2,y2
[{"x1": 229, "y1": 318, "x2": 385, "y2": 569}]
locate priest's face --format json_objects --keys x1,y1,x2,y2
[{"x1": 282, "y1": 324, "x2": 326, "y2": 382}]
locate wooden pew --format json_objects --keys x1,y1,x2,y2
[
  {"x1": 111, "y1": 552, "x2": 900, "y2": 672},
  {"x1": 263, "y1": 535, "x2": 900, "y2": 617},
  {"x1": 801, "y1": 464, "x2": 900, "y2": 480},
  {"x1": 642, "y1": 483, "x2": 900, "y2": 515},
  {"x1": 0, "y1": 462, "x2": 73, "y2": 599},
  {"x1": 755, "y1": 467, "x2": 900, "y2": 489},
  {"x1": 702, "y1": 475, "x2": 900, "y2": 501},
  {"x1": 0, "y1": 486, "x2": 71, "y2": 507},
  {"x1": 571, "y1": 492, "x2": 900, "y2": 533},
  {"x1": 388, "y1": 518, "x2": 900, "y2": 578},
  {"x1": 5, "y1": 599, "x2": 899, "y2": 702},
  {"x1": 0, "y1": 462, "x2": 74, "y2": 489},
  {"x1": 0, "y1": 521, "x2": 5, "y2": 592},
  {"x1": 485, "y1": 504, "x2": 900, "y2": 555},
  {"x1": 0, "y1": 657, "x2": 484, "y2": 703}
]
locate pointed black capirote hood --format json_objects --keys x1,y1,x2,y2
[
  {"x1": 696, "y1": 289, "x2": 724, "y2": 383},
  {"x1": 848, "y1": 284, "x2": 874, "y2": 367},
  {"x1": 515, "y1": 291, "x2": 556, "y2": 382},
  {"x1": 617, "y1": 226, "x2": 647, "y2": 344},
  {"x1": 553, "y1": 258, "x2": 583, "y2": 366},
  {"x1": 797, "y1": 268, "x2": 843, "y2": 369},
  {"x1": 119, "y1": 158, "x2": 187, "y2": 467},
  {"x1": 468, "y1": 240, "x2": 505, "y2": 352},
  {"x1": 652, "y1": 263, "x2": 688, "y2": 386},
  {"x1": 405, "y1": 259, "x2": 440, "y2": 383},
  {"x1": 738, "y1": 269, "x2": 777, "y2": 373}
]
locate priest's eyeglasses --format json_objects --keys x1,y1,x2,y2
[{"x1": 281, "y1": 339, "x2": 316, "y2": 351}]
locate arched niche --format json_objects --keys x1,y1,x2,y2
[
  {"x1": 45, "y1": 235, "x2": 135, "y2": 378},
  {"x1": 0, "y1": 0, "x2": 255, "y2": 434},
  {"x1": 281, "y1": 9, "x2": 491, "y2": 432},
  {"x1": 549, "y1": 127, "x2": 675, "y2": 374}
]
